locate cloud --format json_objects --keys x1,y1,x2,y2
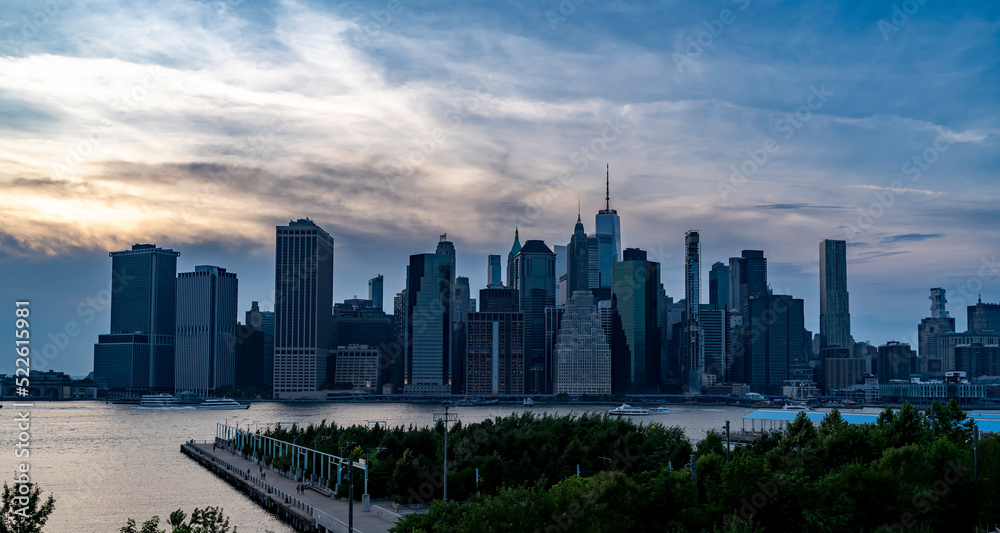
[{"x1": 881, "y1": 233, "x2": 946, "y2": 244}]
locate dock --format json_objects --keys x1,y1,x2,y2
[{"x1": 181, "y1": 442, "x2": 398, "y2": 533}]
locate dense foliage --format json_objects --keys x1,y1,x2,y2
[{"x1": 251, "y1": 400, "x2": 1000, "y2": 532}]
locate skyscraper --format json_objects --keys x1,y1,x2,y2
[
  {"x1": 877, "y1": 341, "x2": 916, "y2": 381},
  {"x1": 554, "y1": 291, "x2": 611, "y2": 395},
  {"x1": 728, "y1": 257, "x2": 742, "y2": 313},
  {"x1": 512, "y1": 239, "x2": 556, "y2": 393},
  {"x1": 700, "y1": 304, "x2": 729, "y2": 381},
  {"x1": 175, "y1": 265, "x2": 238, "y2": 396},
  {"x1": 466, "y1": 310, "x2": 524, "y2": 394},
  {"x1": 610, "y1": 248, "x2": 661, "y2": 393},
  {"x1": 506, "y1": 227, "x2": 521, "y2": 288},
  {"x1": 591, "y1": 165, "x2": 621, "y2": 289},
  {"x1": 404, "y1": 250, "x2": 453, "y2": 394},
  {"x1": 273, "y1": 219, "x2": 334, "y2": 398},
  {"x1": 738, "y1": 250, "x2": 767, "y2": 316},
  {"x1": 368, "y1": 274, "x2": 384, "y2": 311},
  {"x1": 93, "y1": 244, "x2": 180, "y2": 392},
  {"x1": 684, "y1": 231, "x2": 702, "y2": 385},
  {"x1": 819, "y1": 239, "x2": 851, "y2": 349},
  {"x1": 487, "y1": 254, "x2": 503, "y2": 287},
  {"x1": 743, "y1": 293, "x2": 805, "y2": 394},
  {"x1": 238, "y1": 301, "x2": 274, "y2": 396},
  {"x1": 709, "y1": 262, "x2": 729, "y2": 308},
  {"x1": 968, "y1": 297, "x2": 1000, "y2": 333},
  {"x1": 453, "y1": 275, "x2": 471, "y2": 394},
  {"x1": 567, "y1": 212, "x2": 590, "y2": 296},
  {"x1": 918, "y1": 288, "x2": 955, "y2": 372}
]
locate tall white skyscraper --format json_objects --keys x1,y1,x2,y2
[
  {"x1": 554, "y1": 291, "x2": 611, "y2": 395},
  {"x1": 273, "y1": 219, "x2": 334, "y2": 398},
  {"x1": 175, "y1": 265, "x2": 238, "y2": 396},
  {"x1": 819, "y1": 239, "x2": 851, "y2": 349}
]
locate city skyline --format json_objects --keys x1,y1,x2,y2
[{"x1": 2, "y1": 0, "x2": 999, "y2": 377}]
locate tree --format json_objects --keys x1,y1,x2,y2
[
  {"x1": 0, "y1": 474, "x2": 55, "y2": 533},
  {"x1": 120, "y1": 508, "x2": 233, "y2": 533}
]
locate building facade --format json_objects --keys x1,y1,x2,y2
[
  {"x1": 819, "y1": 239, "x2": 851, "y2": 350},
  {"x1": 512, "y1": 240, "x2": 556, "y2": 393},
  {"x1": 554, "y1": 291, "x2": 611, "y2": 395},
  {"x1": 273, "y1": 219, "x2": 334, "y2": 397},
  {"x1": 466, "y1": 311, "x2": 525, "y2": 394},
  {"x1": 93, "y1": 244, "x2": 180, "y2": 392},
  {"x1": 405, "y1": 251, "x2": 453, "y2": 394},
  {"x1": 610, "y1": 248, "x2": 662, "y2": 394},
  {"x1": 175, "y1": 265, "x2": 238, "y2": 396}
]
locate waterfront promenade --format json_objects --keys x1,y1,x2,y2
[{"x1": 182, "y1": 442, "x2": 396, "y2": 533}]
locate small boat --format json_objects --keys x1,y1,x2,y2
[
  {"x1": 782, "y1": 402, "x2": 810, "y2": 410},
  {"x1": 522, "y1": 398, "x2": 534, "y2": 407},
  {"x1": 198, "y1": 398, "x2": 249, "y2": 410},
  {"x1": 608, "y1": 404, "x2": 649, "y2": 416},
  {"x1": 653, "y1": 406, "x2": 671, "y2": 414}
]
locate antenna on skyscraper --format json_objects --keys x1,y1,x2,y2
[{"x1": 605, "y1": 164, "x2": 610, "y2": 211}]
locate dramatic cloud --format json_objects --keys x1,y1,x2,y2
[{"x1": 1, "y1": 0, "x2": 998, "y2": 374}]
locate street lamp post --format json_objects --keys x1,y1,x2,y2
[
  {"x1": 434, "y1": 401, "x2": 458, "y2": 501},
  {"x1": 340, "y1": 442, "x2": 357, "y2": 533}
]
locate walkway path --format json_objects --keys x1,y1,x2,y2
[{"x1": 185, "y1": 442, "x2": 396, "y2": 533}]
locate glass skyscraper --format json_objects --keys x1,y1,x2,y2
[
  {"x1": 93, "y1": 243, "x2": 180, "y2": 392},
  {"x1": 512, "y1": 239, "x2": 556, "y2": 393},
  {"x1": 404, "y1": 251, "x2": 453, "y2": 394},
  {"x1": 819, "y1": 239, "x2": 851, "y2": 349},
  {"x1": 610, "y1": 248, "x2": 662, "y2": 393}
]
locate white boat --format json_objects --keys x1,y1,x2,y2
[
  {"x1": 608, "y1": 404, "x2": 649, "y2": 416},
  {"x1": 198, "y1": 398, "x2": 249, "y2": 410},
  {"x1": 782, "y1": 402, "x2": 810, "y2": 410},
  {"x1": 522, "y1": 398, "x2": 534, "y2": 407},
  {"x1": 653, "y1": 406, "x2": 671, "y2": 414},
  {"x1": 136, "y1": 394, "x2": 194, "y2": 410}
]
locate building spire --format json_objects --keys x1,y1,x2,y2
[
  {"x1": 577, "y1": 198, "x2": 581, "y2": 223},
  {"x1": 605, "y1": 164, "x2": 610, "y2": 211}
]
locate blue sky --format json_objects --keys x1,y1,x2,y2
[{"x1": 1, "y1": 0, "x2": 998, "y2": 376}]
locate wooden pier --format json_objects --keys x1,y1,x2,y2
[{"x1": 181, "y1": 442, "x2": 397, "y2": 533}]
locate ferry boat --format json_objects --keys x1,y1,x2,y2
[
  {"x1": 137, "y1": 394, "x2": 193, "y2": 409},
  {"x1": 198, "y1": 398, "x2": 249, "y2": 410},
  {"x1": 608, "y1": 404, "x2": 649, "y2": 416},
  {"x1": 522, "y1": 398, "x2": 534, "y2": 407}
]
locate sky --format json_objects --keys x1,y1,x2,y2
[{"x1": 1, "y1": 0, "x2": 998, "y2": 377}]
